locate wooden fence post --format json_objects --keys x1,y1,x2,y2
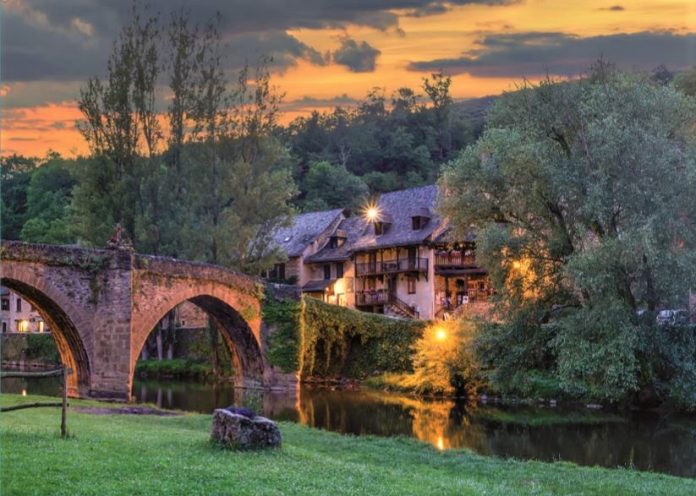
[{"x1": 61, "y1": 366, "x2": 68, "y2": 438}]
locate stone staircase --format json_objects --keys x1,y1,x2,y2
[{"x1": 387, "y1": 294, "x2": 419, "y2": 319}]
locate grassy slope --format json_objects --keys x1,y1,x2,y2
[{"x1": 1, "y1": 394, "x2": 694, "y2": 496}]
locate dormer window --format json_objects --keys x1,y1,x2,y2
[
  {"x1": 412, "y1": 216, "x2": 425, "y2": 230},
  {"x1": 328, "y1": 228, "x2": 348, "y2": 248},
  {"x1": 373, "y1": 214, "x2": 392, "y2": 236},
  {"x1": 411, "y1": 207, "x2": 431, "y2": 231}
]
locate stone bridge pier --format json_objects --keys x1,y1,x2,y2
[{"x1": 1, "y1": 241, "x2": 278, "y2": 400}]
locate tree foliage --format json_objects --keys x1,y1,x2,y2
[
  {"x1": 73, "y1": 8, "x2": 296, "y2": 275},
  {"x1": 441, "y1": 64, "x2": 696, "y2": 407},
  {"x1": 284, "y1": 74, "x2": 479, "y2": 211}
]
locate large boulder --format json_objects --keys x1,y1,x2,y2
[{"x1": 211, "y1": 407, "x2": 281, "y2": 449}]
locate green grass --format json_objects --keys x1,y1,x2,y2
[
  {"x1": 474, "y1": 406, "x2": 626, "y2": 426},
  {"x1": 2, "y1": 394, "x2": 694, "y2": 495},
  {"x1": 135, "y1": 359, "x2": 213, "y2": 379}
]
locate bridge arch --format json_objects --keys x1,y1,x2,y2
[
  {"x1": 130, "y1": 285, "x2": 264, "y2": 392},
  {"x1": 1, "y1": 269, "x2": 92, "y2": 397}
]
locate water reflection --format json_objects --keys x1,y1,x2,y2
[{"x1": 4, "y1": 376, "x2": 695, "y2": 478}]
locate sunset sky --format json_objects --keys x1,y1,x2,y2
[{"x1": 2, "y1": 0, "x2": 696, "y2": 158}]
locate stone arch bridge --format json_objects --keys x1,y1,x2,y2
[{"x1": 1, "y1": 241, "x2": 289, "y2": 400}]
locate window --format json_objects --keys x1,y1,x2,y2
[
  {"x1": 407, "y1": 246, "x2": 417, "y2": 269},
  {"x1": 335, "y1": 262, "x2": 344, "y2": 279},
  {"x1": 1, "y1": 322, "x2": 6, "y2": 333},
  {"x1": 407, "y1": 276, "x2": 417, "y2": 294},
  {"x1": 16, "y1": 298, "x2": 21, "y2": 312},
  {"x1": 323, "y1": 264, "x2": 331, "y2": 280},
  {"x1": 1, "y1": 298, "x2": 9, "y2": 311},
  {"x1": 329, "y1": 236, "x2": 345, "y2": 248},
  {"x1": 274, "y1": 263, "x2": 286, "y2": 281},
  {"x1": 374, "y1": 222, "x2": 383, "y2": 235},
  {"x1": 266, "y1": 263, "x2": 285, "y2": 281},
  {"x1": 368, "y1": 252, "x2": 378, "y2": 273}
]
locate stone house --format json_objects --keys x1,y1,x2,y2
[
  {"x1": 265, "y1": 208, "x2": 346, "y2": 286},
  {"x1": 0, "y1": 286, "x2": 49, "y2": 333},
  {"x1": 267, "y1": 185, "x2": 492, "y2": 320}
]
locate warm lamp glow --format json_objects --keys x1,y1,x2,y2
[
  {"x1": 21, "y1": 389, "x2": 27, "y2": 397},
  {"x1": 436, "y1": 436, "x2": 445, "y2": 451},
  {"x1": 435, "y1": 328, "x2": 447, "y2": 341},
  {"x1": 362, "y1": 202, "x2": 381, "y2": 222}
]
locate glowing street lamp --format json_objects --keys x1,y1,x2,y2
[
  {"x1": 435, "y1": 328, "x2": 447, "y2": 341},
  {"x1": 362, "y1": 202, "x2": 381, "y2": 222}
]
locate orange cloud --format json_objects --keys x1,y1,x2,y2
[{"x1": 1, "y1": 103, "x2": 88, "y2": 158}]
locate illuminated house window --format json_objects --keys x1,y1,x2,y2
[
  {"x1": 16, "y1": 320, "x2": 28, "y2": 333},
  {"x1": 39, "y1": 321, "x2": 45, "y2": 333}
]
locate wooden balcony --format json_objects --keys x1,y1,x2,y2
[
  {"x1": 355, "y1": 290, "x2": 389, "y2": 306},
  {"x1": 434, "y1": 252, "x2": 476, "y2": 267},
  {"x1": 355, "y1": 257, "x2": 429, "y2": 277}
]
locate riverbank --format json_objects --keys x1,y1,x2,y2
[{"x1": 2, "y1": 394, "x2": 694, "y2": 495}]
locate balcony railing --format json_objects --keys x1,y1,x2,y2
[
  {"x1": 434, "y1": 253, "x2": 476, "y2": 267},
  {"x1": 355, "y1": 289, "x2": 390, "y2": 306},
  {"x1": 355, "y1": 257, "x2": 429, "y2": 277}
]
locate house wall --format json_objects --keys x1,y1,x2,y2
[
  {"x1": 304, "y1": 260, "x2": 355, "y2": 308},
  {"x1": 285, "y1": 257, "x2": 302, "y2": 284},
  {"x1": 1, "y1": 288, "x2": 48, "y2": 333},
  {"x1": 353, "y1": 245, "x2": 435, "y2": 319}
]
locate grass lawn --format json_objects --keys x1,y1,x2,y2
[{"x1": 1, "y1": 394, "x2": 694, "y2": 495}]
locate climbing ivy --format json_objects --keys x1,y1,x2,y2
[
  {"x1": 300, "y1": 297, "x2": 426, "y2": 379},
  {"x1": 263, "y1": 297, "x2": 301, "y2": 373}
]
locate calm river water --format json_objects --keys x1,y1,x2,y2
[{"x1": 4, "y1": 377, "x2": 695, "y2": 478}]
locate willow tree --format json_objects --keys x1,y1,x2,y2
[{"x1": 440, "y1": 63, "x2": 696, "y2": 407}]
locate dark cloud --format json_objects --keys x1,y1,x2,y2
[
  {"x1": 3, "y1": 1, "x2": 526, "y2": 84},
  {"x1": 407, "y1": 31, "x2": 696, "y2": 77},
  {"x1": 332, "y1": 38, "x2": 381, "y2": 72},
  {"x1": 407, "y1": 0, "x2": 520, "y2": 17},
  {"x1": 597, "y1": 5, "x2": 625, "y2": 11},
  {"x1": 282, "y1": 94, "x2": 360, "y2": 111}
]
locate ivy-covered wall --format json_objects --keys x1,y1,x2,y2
[
  {"x1": 263, "y1": 296, "x2": 302, "y2": 373},
  {"x1": 300, "y1": 297, "x2": 426, "y2": 379}
]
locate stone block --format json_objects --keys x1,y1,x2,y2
[{"x1": 211, "y1": 408, "x2": 281, "y2": 450}]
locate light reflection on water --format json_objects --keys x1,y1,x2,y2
[{"x1": 4, "y1": 376, "x2": 696, "y2": 478}]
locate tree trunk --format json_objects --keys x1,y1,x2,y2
[
  {"x1": 156, "y1": 328, "x2": 163, "y2": 361},
  {"x1": 208, "y1": 316, "x2": 221, "y2": 378}
]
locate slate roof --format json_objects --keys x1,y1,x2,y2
[
  {"x1": 301, "y1": 279, "x2": 336, "y2": 292},
  {"x1": 271, "y1": 209, "x2": 344, "y2": 257},
  {"x1": 304, "y1": 216, "x2": 366, "y2": 263},
  {"x1": 350, "y1": 185, "x2": 441, "y2": 251},
  {"x1": 431, "y1": 220, "x2": 477, "y2": 244}
]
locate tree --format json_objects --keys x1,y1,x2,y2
[
  {"x1": 20, "y1": 154, "x2": 76, "y2": 245},
  {"x1": 1, "y1": 155, "x2": 36, "y2": 240},
  {"x1": 301, "y1": 161, "x2": 368, "y2": 211},
  {"x1": 75, "y1": 5, "x2": 161, "y2": 245},
  {"x1": 441, "y1": 64, "x2": 696, "y2": 407},
  {"x1": 674, "y1": 65, "x2": 696, "y2": 97}
]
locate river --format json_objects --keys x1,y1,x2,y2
[{"x1": 3, "y1": 376, "x2": 695, "y2": 478}]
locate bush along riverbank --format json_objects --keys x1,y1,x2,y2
[
  {"x1": 2, "y1": 393, "x2": 695, "y2": 495},
  {"x1": 298, "y1": 300, "x2": 693, "y2": 412},
  {"x1": 135, "y1": 359, "x2": 216, "y2": 380}
]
